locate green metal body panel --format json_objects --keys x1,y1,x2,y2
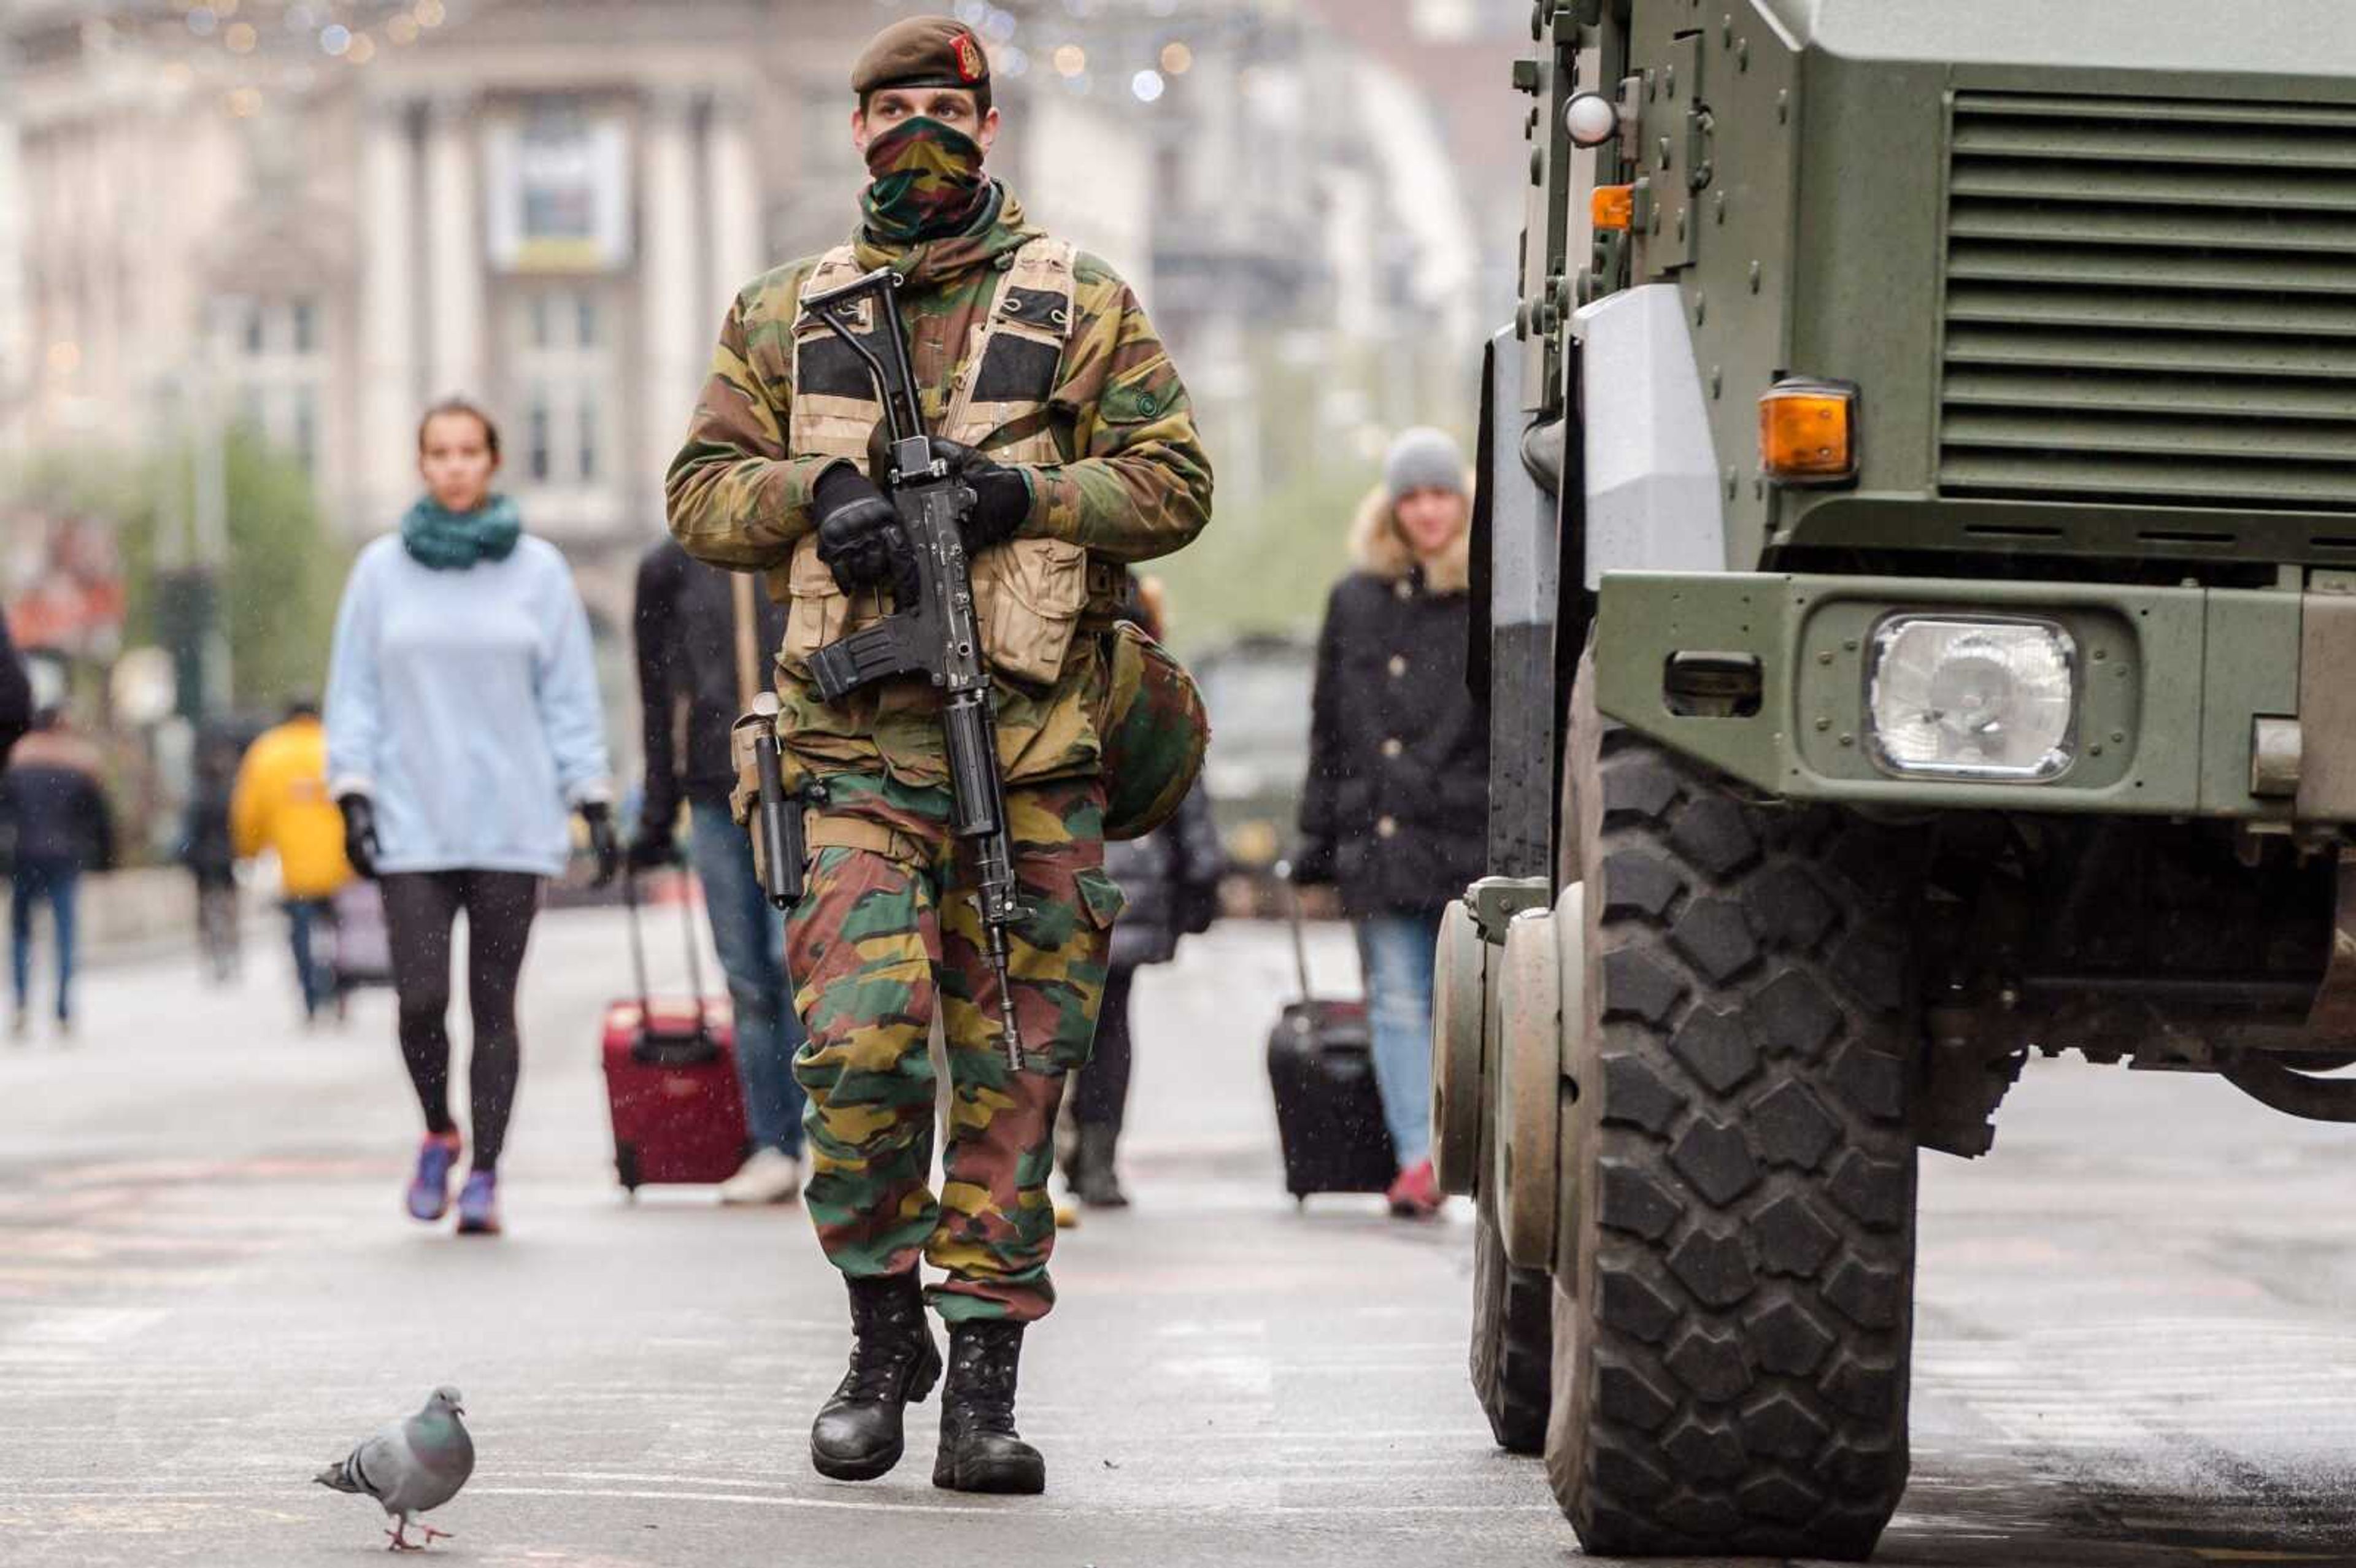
[
  {"x1": 1607, "y1": 0, "x2": 2356, "y2": 577},
  {"x1": 1551, "y1": 1, "x2": 2356, "y2": 827},
  {"x1": 1592, "y1": 571, "x2": 2319, "y2": 819}
]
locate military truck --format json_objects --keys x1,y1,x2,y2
[{"x1": 1443, "y1": 0, "x2": 2356, "y2": 1556}]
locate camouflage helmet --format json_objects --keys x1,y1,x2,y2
[{"x1": 1099, "y1": 621, "x2": 1209, "y2": 842}]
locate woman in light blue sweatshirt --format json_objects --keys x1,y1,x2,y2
[{"x1": 326, "y1": 398, "x2": 618, "y2": 1237}]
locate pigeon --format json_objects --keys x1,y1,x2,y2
[{"x1": 312, "y1": 1386, "x2": 476, "y2": 1552}]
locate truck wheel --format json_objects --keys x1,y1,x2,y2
[
  {"x1": 1547, "y1": 724, "x2": 1921, "y2": 1559},
  {"x1": 1470, "y1": 1191, "x2": 1554, "y2": 1454}
]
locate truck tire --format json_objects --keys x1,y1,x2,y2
[
  {"x1": 1547, "y1": 721, "x2": 1921, "y2": 1559},
  {"x1": 1470, "y1": 1191, "x2": 1553, "y2": 1454}
]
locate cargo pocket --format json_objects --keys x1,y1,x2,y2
[
  {"x1": 972, "y1": 537, "x2": 1087, "y2": 688},
  {"x1": 779, "y1": 540, "x2": 852, "y2": 676},
  {"x1": 1074, "y1": 865, "x2": 1128, "y2": 932},
  {"x1": 1049, "y1": 864, "x2": 1129, "y2": 1069}
]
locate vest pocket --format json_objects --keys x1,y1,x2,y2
[
  {"x1": 779, "y1": 539, "x2": 852, "y2": 675},
  {"x1": 972, "y1": 537, "x2": 1087, "y2": 688}
]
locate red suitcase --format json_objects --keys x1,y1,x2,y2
[{"x1": 602, "y1": 871, "x2": 750, "y2": 1194}]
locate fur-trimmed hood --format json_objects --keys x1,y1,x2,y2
[{"x1": 1347, "y1": 483, "x2": 1472, "y2": 596}]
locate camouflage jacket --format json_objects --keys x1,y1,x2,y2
[{"x1": 665, "y1": 190, "x2": 1213, "y2": 789}]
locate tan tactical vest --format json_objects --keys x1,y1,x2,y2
[{"x1": 780, "y1": 237, "x2": 1099, "y2": 690}]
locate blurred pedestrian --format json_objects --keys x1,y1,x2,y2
[
  {"x1": 326, "y1": 398, "x2": 618, "y2": 1237},
  {"x1": 1293, "y1": 428, "x2": 1485, "y2": 1221},
  {"x1": 181, "y1": 733, "x2": 242, "y2": 983},
  {"x1": 231, "y1": 698, "x2": 355, "y2": 1024},
  {"x1": 667, "y1": 14, "x2": 1212, "y2": 1495},
  {"x1": 0, "y1": 709, "x2": 114, "y2": 1040},
  {"x1": 628, "y1": 538, "x2": 808, "y2": 1205},
  {"x1": 1066, "y1": 579, "x2": 1222, "y2": 1209}
]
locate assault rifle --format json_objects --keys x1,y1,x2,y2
[{"x1": 796, "y1": 266, "x2": 1028, "y2": 1072}]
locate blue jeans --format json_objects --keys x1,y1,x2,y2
[
  {"x1": 689, "y1": 799, "x2": 807, "y2": 1156},
  {"x1": 12, "y1": 859, "x2": 79, "y2": 1021},
  {"x1": 1357, "y1": 909, "x2": 1442, "y2": 1169},
  {"x1": 285, "y1": 897, "x2": 336, "y2": 1018}
]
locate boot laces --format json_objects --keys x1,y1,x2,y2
[
  {"x1": 948, "y1": 1331, "x2": 1022, "y2": 1434},
  {"x1": 836, "y1": 1286, "x2": 925, "y2": 1402}
]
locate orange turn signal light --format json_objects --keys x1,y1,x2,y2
[
  {"x1": 1590, "y1": 184, "x2": 1634, "y2": 232},
  {"x1": 1759, "y1": 380, "x2": 1858, "y2": 483}
]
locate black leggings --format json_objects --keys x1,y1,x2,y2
[
  {"x1": 1074, "y1": 966, "x2": 1136, "y2": 1134},
  {"x1": 381, "y1": 870, "x2": 542, "y2": 1174}
]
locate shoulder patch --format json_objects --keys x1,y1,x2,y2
[{"x1": 1100, "y1": 369, "x2": 1180, "y2": 425}]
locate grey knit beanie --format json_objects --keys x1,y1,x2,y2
[{"x1": 1383, "y1": 426, "x2": 1468, "y2": 502}]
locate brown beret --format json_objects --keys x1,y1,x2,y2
[{"x1": 852, "y1": 17, "x2": 991, "y2": 98}]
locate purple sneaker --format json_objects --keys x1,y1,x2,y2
[
  {"x1": 407, "y1": 1133, "x2": 462, "y2": 1221},
  {"x1": 455, "y1": 1170, "x2": 502, "y2": 1236}
]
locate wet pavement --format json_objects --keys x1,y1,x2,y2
[{"x1": 4, "y1": 903, "x2": 2356, "y2": 1564}]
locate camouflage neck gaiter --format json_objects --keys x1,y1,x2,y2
[{"x1": 860, "y1": 118, "x2": 994, "y2": 245}]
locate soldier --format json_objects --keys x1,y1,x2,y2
[{"x1": 666, "y1": 15, "x2": 1212, "y2": 1496}]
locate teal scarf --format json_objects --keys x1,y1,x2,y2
[{"x1": 401, "y1": 495, "x2": 522, "y2": 571}]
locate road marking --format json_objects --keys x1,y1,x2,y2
[{"x1": 1, "y1": 1486, "x2": 1563, "y2": 1520}]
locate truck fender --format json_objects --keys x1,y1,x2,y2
[{"x1": 1573, "y1": 283, "x2": 1728, "y2": 585}]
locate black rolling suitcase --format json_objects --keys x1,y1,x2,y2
[{"x1": 1265, "y1": 869, "x2": 1398, "y2": 1201}]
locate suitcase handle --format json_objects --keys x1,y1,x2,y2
[
  {"x1": 1275, "y1": 859, "x2": 1314, "y2": 1005},
  {"x1": 623, "y1": 866, "x2": 710, "y2": 1039}
]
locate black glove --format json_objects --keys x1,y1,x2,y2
[
  {"x1": 813, "y1": 461, "x2": 918, "y2": 602},
  {"x1": 928, "y1": 439, "x2": 1031, "y2": 554},
  {"x1": 626, "y1": 819, "x2": 677, "y2": 872},
  {"x1": 1288, "y1": 837, "x2": 1337, "y2": 888},
  {"x1": 580, "y1": 801, "x2": 622, "y2": 889},
  {"x1": 337, "y1": 793, "x2": 381, "y2": 881}
]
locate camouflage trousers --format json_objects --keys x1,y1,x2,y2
[{"x1": 787, "y1": 772, "x2": 1124, "y2": 1324}]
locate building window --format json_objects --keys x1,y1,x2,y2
[
  {"x1": 220, "y1": 294, "x2": 326, "y2": 476},
  {"x1": 505, "y1": 284, "x2": 615, "y2": 502}
]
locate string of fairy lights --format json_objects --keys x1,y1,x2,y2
[
  {"x1": 128, "y1": 0, "x2": 469, "y2": 117},
  {"x1": 87, "y1": 1, "x2": 1276, "y2": 120},
  {"x1": 870, "y1": 0, "x2": 1279, "y2": 106}
]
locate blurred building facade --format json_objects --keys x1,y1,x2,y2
[{"x1": 0, "y1": 0, "x2": 1521, "y2": 632}]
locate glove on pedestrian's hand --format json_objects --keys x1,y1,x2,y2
[
  {"x1": 928, "y1": 439, "x2": 1031, "y2": 554},
  {"x1": 625, "y1": 821, "x2": 677, "y2": 872},
  {"x1": 1288, "y1": 837, "x2": 1338, "y2": 888},
  {"x1": 336, "y1": 793, "x2": 381, "y2": 881},
  {"x1": 813, "y1": 461, "x2": 918, "y2": 602},
  {"x1": 580, "y1": 801, "x2": 622, "y2": 889}
]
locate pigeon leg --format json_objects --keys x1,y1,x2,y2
[
  {"x1": 383, "y1": 1520, "x2": 423, "y2": 1553},
  {"x1": 420, "y1": 1524, "x2": 453, "y2": 1543}
]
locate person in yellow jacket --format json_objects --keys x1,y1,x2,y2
[{"x1": 231, "y1": 698, "x2": 354, "y2": 1022}]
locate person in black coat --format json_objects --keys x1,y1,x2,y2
[
  {"x1": 1067, "y1": 579, "x2": 1223, "y2": 1209},
  {"x1": 180, "y1": 733, "x2": 243, "y2": 983},
  {"x1": 1294, "y1": 428, "x2": 1486, "y2": 1218},
  {"x1": 629, "y1": 538, "x2": 810, "y2": 1205},
  {"x1": 0, "y1": 709, "x2": 115, "y2": 1039}
]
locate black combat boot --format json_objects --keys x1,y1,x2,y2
[
  {"x1": 1072, "y1": 1123, "x2": 1130, "y2": 1209},
  {"x1": 933, "y1": 1321, "x2": 1045, "y2": 1494},
  {"x1": 809, "y1": 1272, "x2": 941, "y2": 1481}
]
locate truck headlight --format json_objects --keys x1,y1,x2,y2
[{"x1": 1865, "y1": 616, "x2": 2078, "y2": 781}]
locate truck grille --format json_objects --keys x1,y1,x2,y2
[{"x1": 1940, "y1": 92, "x2": 2356, "y2": 516}]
